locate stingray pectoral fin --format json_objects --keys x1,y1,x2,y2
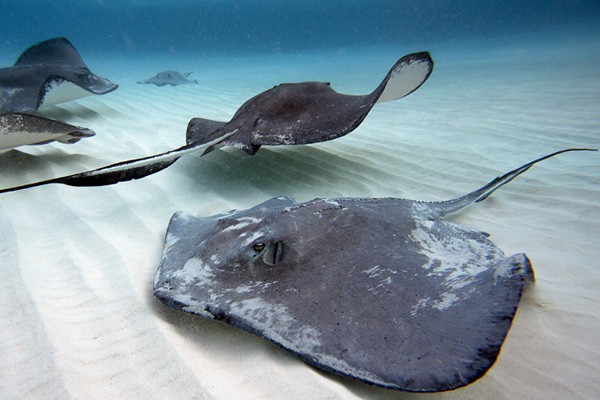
[
  {"x1": 426, "y1": 148, "x2": 598, "y2": 219},
  {"x1": 0, "y1": 129, "x2": 238, "y2": 194},
  {"x1": 186, "y1": 118, "x2": 227, "y2": 145},
  {"x1": 14, "y1": 37, "x2": 86, "y2": 68},
  {"x1": 375, "y1": 51, "x2": 434, "y2": 103},
  {"x1": 50, "y1": 127, "x2": 95, "y2": 145}
]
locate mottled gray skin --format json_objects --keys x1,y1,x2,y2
[
  {"x1": 0, "y1": 37, "x2": 118, "y2": 112},
  {"x1": 186, "y1": 52, "x2": 434, "y2": 155},
  {"x1": 151, "y1": 148, "x2": 600, "y2": 393},
  {"x1": 154, "y1": 196, "x2": 531, "y2": 392},
  {"x1": 137, "y1": 71, "x2": 198, "y2": 86},
  {"x1": 0, "y1": 113, "x2": 95, "y2": 149},
  {"x1": 154, "y1": 149, "x2": 597, "y2": 391}
]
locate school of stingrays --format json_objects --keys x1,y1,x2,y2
[{"x1": 0, "y1": 37, "x2": 596, "y2": 392}]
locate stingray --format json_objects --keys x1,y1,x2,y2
[
  {"x1": 0, "y1": 113, "x2": 95, "y2": 149},
  {"x1": 0, "y1": 37, "x2": 118, "y2": 113},
  {"x1": 137, "y1": 71, "x2": 199, "y2": 86},
  {"x1": 153, "y1": 148, "x2": 595, "y2": 392},
  {"x1": 185, "y1": 51, "x2": 433, "y2": 155},
  {"x1": 0, "y1": 52, "x2": 433, "y2": 193}
]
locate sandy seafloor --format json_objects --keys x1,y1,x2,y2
[{"x1": 1, "y1": 30, "x2": 599, "y2": 399}]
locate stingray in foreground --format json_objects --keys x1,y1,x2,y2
[
  {"x1": 0, "y1": 37, "x2": 118, "y2": 113},
  {"x1": 0, "y1": 52, "x2": 433, "y2": 193},
  {"x1": 0, "y1": 113, "x2": 95, "y2": 149},
  {"x1": 153, "y1": 148, "x2": 595, "y2": 392},
  {"x1": 137, "y1": 71, "x2": 198, "y2": 86}
]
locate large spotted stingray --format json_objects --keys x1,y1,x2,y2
[
  {"x1": 153, "y1": 148, "x2": 595, "y2": 392},
  {"x1": 0, "y1": 52, "x2": 432, "y2": 193}
]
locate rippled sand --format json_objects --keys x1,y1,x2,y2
[{"x1": 1, "y1": 37, "x2": 599, "y2": 399}]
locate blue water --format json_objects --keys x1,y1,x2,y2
[
  {"x1": 1, "y1": 2, "x2": 600, "y2": 399},
  {"x1": 1, "y1": 0, "x2": 599, "y2": 57}
]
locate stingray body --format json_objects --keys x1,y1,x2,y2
[
  {"x1": 0, "y1": 113, "x2": 95, "y2": 149},
  {"x1": 186, "y1": 52, "x2": 433, "y2": 155},
  {"x1": 153, "y1": 148, "x2": 594, "y2": 392},
  {"x1": 137, "y1": 71, "x2": 198, "y2": 86},
  {"x1": 0, "y1": 37, "x2": 118, "y2": 113},
  {"x1": 0, "y1": 52, "x2": 432, "y2": 193}
]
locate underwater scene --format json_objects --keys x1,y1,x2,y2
[{"x1": 1, "y1": 1, "x2": 599, "y2": 399}]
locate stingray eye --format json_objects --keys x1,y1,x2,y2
[
  {"x1": 253, "y1": 242, "x2": 265, "y2": 252},
  {"x1": 254, "y1": 118, "x2": 264, "y2": 127}
]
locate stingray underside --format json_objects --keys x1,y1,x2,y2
[{"x1": 153, "y1": 198, "x2": 532, "y2": 392}]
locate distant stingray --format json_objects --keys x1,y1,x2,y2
[
  {"x1": 0, "y1": 113, "x2": 95, "y2": 149},
  {"x1": 153, "y1": 148, "x2": 595, "y2": 392},
  {"x1": 137, "y1": 71, "x2": 198, "y2": 86},
  {"x1": 0, "y1": 37, "x2": 118, "y2": 113},
  {"x1": 0, "y1": 52, "x2": 433, "y2": 193}
]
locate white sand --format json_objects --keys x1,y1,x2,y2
[{"x1": 1, "y1": 34, "x2": 599, "y2": 399}]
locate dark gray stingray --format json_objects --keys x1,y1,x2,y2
[
  {"x1": 0, "y1": 37, "x2": 118, "y2": 113},
  {"x1": 137, "y1": 71, "x2": 198, "y2": 86},
  {"x1": 0, "y1": 113, "x2": 95, "y2": 149},
  {"x1": 153, "y1": 148, "x2": 595, "y2": 392},
  {"x1": 186, "y1": 52, "x2": 433, "y2": 155},
  {"x1": 0, "y1": 52, "x2": 432, "y2": 193}
]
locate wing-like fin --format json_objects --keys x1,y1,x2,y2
[
  {"x1": 14, "y1": 37, "x2": 86, "y2": 67},
  {"x1": 186, "y1": 118, "x2": 227, "y2": 145},
  {"x1": 426, "y1": 148, "x2": 597, "y2": 219},
  {"x1": 375, "y1": 52, "x2": 434, "y2": 103}
]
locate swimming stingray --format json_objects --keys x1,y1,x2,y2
[
  {"x1": 137, "y1": 71, "x2": 198, "y2": 86},
  {"x1": 0, "y1": 113, "x2": 95, "y2": 149},
  {"x1": 0, "y1": 37, "x2": 118, "y2": 113},
  {"x1": 153, "y1": 148, "x2": 595, "y2": 392},
  {"x1": 0, "y1": 52, "x2": 433, "y2": 193}
]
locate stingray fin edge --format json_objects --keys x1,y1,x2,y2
[
  {"x1": 375, "y1": 51, "x2": 434, "y2": 103},
  {"x1": 14, "y1": 37, "x2": 85, "y2": 67}
]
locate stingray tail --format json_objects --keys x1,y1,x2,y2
[
  {"x1": 427, "y1": 148, "x2": 597, "y2": 219},
  {"x1": 0, "y1": 129, "x2": 238, "y2": 194},
  {"x1": 0, "y1": 146, "x2": 186, "y2": 194}
]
